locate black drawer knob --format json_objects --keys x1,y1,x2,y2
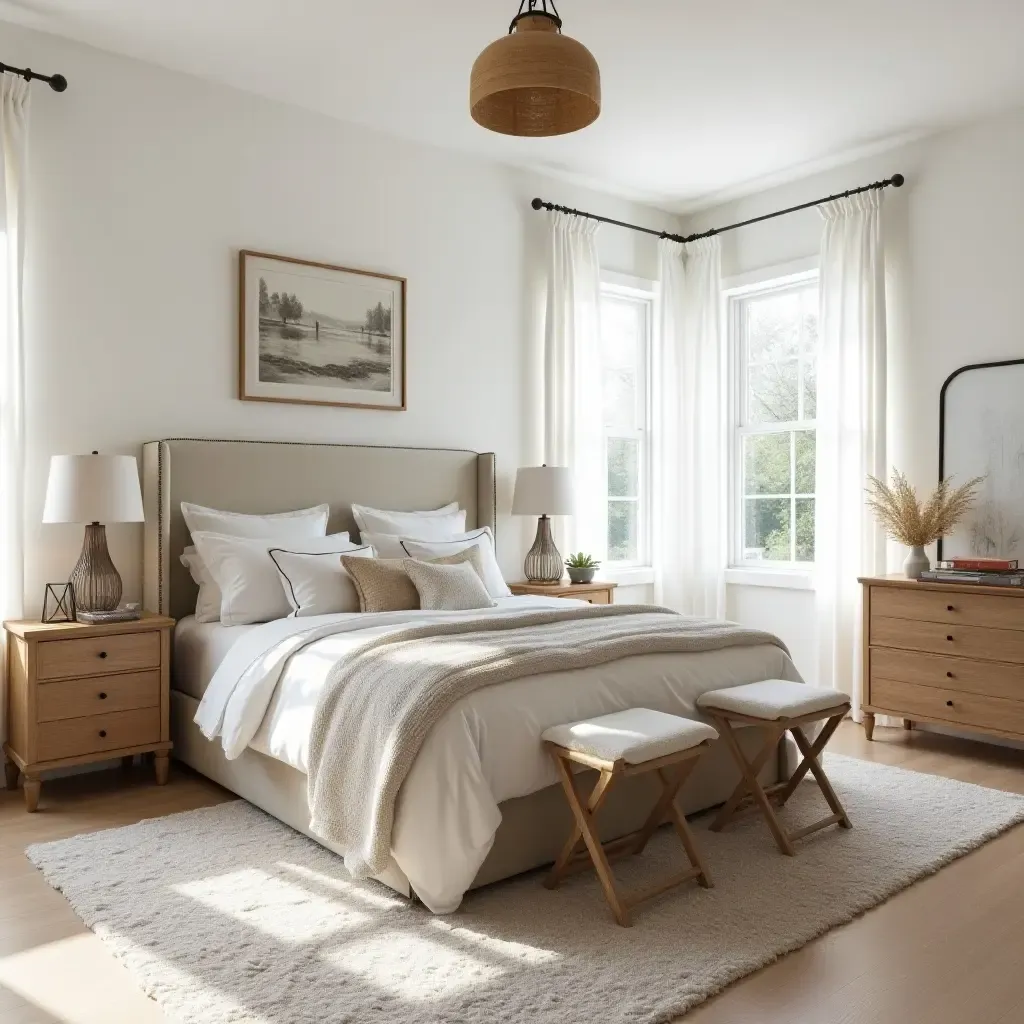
[
  {"x1": 98, "y1": 692, "x2": 108, "y2": 700},
  {"x1": 98, "y1": 651, "x2": 108, "y2": 659},
  {"x1": 946, "y1": 700, "x2": 954, "y2": 707},
  {"x1": 947, "y1": 605, "x2": 955, "y2": 612},
  {"x1": 98, "y1": 729, "x2": 107, "y2": 738},
  {"x1": 946, "y1": 635, "x2": 954, "y2": 641},
  {"x1": 946, "y1": 672, "x2": 953, "y2": 679}
]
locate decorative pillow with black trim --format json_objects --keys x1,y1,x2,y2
[{"x1": 270, "y1": 545, "x2": 373, "y2": 618}]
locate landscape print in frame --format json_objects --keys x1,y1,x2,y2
[{"x1": 239, "y1": 250, "x2": 406, "y2": 410}]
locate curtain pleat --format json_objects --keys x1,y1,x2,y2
[
  {"x1": 654, "y1": 237, "x2": 726, "y2": 617},
  {"x1": 543, "y1": 212, "x2": 604, "y2": 558},
  {"x1": 815, "y1": 192, "x2": 888, "y2": 717},
  {"x1": 0, "y1": 75, "x2": 29, "y2": 753}
]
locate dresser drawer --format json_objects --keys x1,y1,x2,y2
[
  {"x1": 871, "y1": 585, "x2": 1024, "y2": 631},
  {"x1": 870, "y1": 616, "x2": 1024, "y2": 664},
  {"x1": 870, "y1": 677, "x2": 1024, "y2": 737},
  {"x1": 36, "y1": 707, "x2": 161, "y2": 762},
  {"x1": 36, "y1": 670, "x2": 161, "y2": 723},
  {"x1": 870, "y1": 648, "x2": 1024, "y2": 702},
  {"x1": 36, "y1": 631, "x2": 161, "y2": 681}
]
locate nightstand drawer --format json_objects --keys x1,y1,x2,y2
[
  {"x1": 37, "y1": 670, "x2": 161, "y2": 723},
  {"x1": 36, "y1": 631, "x2": 161, "y2": 681},
  {"x1": 36, "y1": 707, "x2": 161, "y2": 761}
]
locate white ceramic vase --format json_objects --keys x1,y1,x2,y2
[{"x1": 903, "y1": 545, "x2": 930, "y2": 580}]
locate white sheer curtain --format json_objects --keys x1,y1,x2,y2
[
  {"x1": 815, "y1": 191, "x2": 887, "y2": 717},
  {"x1": 543, "y1": 212, "x2": 605, "y2": 557},
  {"x1": 0, "y1": 76, "x2": 29, "y2": 752},
  {"x1": 653, "y1": 237, "x2": 726, "y2": 617}
]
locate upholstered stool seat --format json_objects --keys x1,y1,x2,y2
[
  {"x1": 541, "y1": 709, "x2": 717, "y2": 927},
  {"x1": 697, "y1": 680, "x2": 852, "y2": 856}
]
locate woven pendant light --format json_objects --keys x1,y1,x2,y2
[{"x1": 470, "y1": 1, "x2": 601, "y2": 138}]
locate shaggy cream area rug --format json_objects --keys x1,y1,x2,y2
[{"x1": 26, "y1": 755, "x2": 1024, "y2": 1024}]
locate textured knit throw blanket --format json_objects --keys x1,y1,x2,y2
[{"x1": 306, "y1": 604, "x2": 789, "y2": 877}]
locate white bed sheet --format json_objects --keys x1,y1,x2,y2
[
  {"x1": 173, "y1": 616, "x2": 258, "y2": 701},
  {"x1": 196, "y1": 597, "x2": 801, "y2": 913}
]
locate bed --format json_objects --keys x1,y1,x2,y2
[{"x1": 142, "y1": 438, "x2": 802, "y2": 913}]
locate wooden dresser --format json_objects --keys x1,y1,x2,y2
[
  {"x1": 3, "y1": 613, "x2": 174, "y2": 811},
  {"x1": 860, "y1": 575, "x2": 1024, "y2": 742}
]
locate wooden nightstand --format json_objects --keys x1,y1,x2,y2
[
  {"x1": 509, "y1": 581, "x2": 618, "y2": 605},
  {"x1": 3, "y1": 613, "x2": 174, "y2": 811}
]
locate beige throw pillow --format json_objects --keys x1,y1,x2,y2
[
  {"x1": 404, "y1": 559, "x2": 496, "y2": 612},
  {"x1": 341, "y1": 556, "x2": 420, "y2": 613}
]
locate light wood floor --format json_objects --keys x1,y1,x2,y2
[{"x1": 1, "y1": 723, "x2": 1023, "y2": 1023}]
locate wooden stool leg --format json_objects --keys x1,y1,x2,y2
[
  {"x1": 546, "y1": 762, "x2": 616, "y2": 889},
  {"x1": 775, "y1": 712, "x2": 845, "y2": 807},
  {"x1": 710, "y1": 720, "x2": 784, "y2": 832},
  {"x1": 791, "y1": 720, "x2": 852, "y2": 829},
  {"x1": 630, "y1": 755, "x2": 698, "y2": 857},
  {"x1": 658, "y1": 767, "x2": 714, "y2": 888},
  {"x1": 548, "y1": 753, "x2": 631, "y2": 926},
  {"x1": 716, "y1": 718, "x2": 795, "y2": 856}
]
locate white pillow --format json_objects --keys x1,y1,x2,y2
[
  {"x1": 182, "y1": 502, "x2": 330, "y2": 540},
  {"x1": 401, "y1": 528, "x2": 511, "y2": 599},
  {"x1": 362, "y1": 526, "x2": 485, "y2": 560},
  {"x1": 355, "y1": 507, "x2": 466, "y2": 542},
  {"x1": 180, "y1": 546, "x2": 222, "y2": 624},
  {"x1": 351, "y1": 502, "x2": 459, "y2": 536},
  {"x1": 269, "y1": 545, "x2": 374, "y2": 617},
  {"x1": 192, "y1": 531, "x2": 358, "y2": 626},
  {"x1": 180, "y1": 503, "x2": 331, "y2": 622}
]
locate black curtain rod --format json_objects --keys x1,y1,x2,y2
[
  {"x1": 532, "y1": 173, "x2": 905, "y2": 245},
  {"x1": 0, "y1": 61, "x2": 67, "y2": 92}
]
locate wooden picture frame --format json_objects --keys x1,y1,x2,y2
[
  {"x1": 238, "y1": 250, "x2": 406, "y2": 411},
  {"x1": 938, "y1": 357, "x2": 1024, "y2": 561}
]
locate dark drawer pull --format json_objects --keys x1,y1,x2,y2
[
  {"x1": 947, "y1": 605, "x2": 955, "y2": 611},
  {"x1": 946, "y1": 700, "x2": 954, "y2": 707},
  {"x1": 946, "y1": 672, "x2": 953, "y2": 679},
  {"x1": 98, "y1": 692, "x2": 108, "y2": 700},
  {"x1": 98, "y1": 651, "x2": 108, "y2": 659},
  {"x1": 946, "y1": 635, "x2": 954, "y2": 641},
  {"x1": 99, "y1": 729, "x2": 107, "y2": 738}
]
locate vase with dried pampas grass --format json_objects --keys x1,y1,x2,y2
[{"x1": 865, "y1": 470, "x2": 984, "y2": 579}]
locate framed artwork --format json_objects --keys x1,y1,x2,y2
[
  {"x1": 239, "y1": 250, "x2": 406, "y2": 411},
  {"x1": 938, "y1": 358, "x2": 1024, "y2": 561}
]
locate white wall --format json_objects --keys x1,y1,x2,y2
[
  {"x1": 4, "y1": 22, "x2": 667, "y2": 613},
  {"x1": 683, "y1": 107, "x2": 1024, "y2": 681}
]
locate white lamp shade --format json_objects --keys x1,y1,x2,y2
[
  {"x1": 42, "y1": 454, "x2": 145, "y2": 524},
  {"x1": 511, "y1": 466, "x2": 575, "y2": 516}
]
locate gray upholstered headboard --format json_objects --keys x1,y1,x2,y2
[{"x1": 142, "y1": 438, "x2": 497, "y2": 621}]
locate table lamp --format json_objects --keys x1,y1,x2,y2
[
  {"x1": 511, "y1": 465, "x2": 575, "y2": 584},
  {"x1": 42, "y1": 452, "x2": 145, "y2": 613}
]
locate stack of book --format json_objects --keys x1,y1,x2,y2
[{"x1": 920, "y1": 557, "x2": 1024, "y2": 587}]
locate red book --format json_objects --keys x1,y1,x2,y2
[{"x1": 937, "y1": 557, "x2": 1019, "y2": 572}]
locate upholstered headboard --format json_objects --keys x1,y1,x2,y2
[{"x1": 142, "y1": 438, "x2": 497, "y2": 621}]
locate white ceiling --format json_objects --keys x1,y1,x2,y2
[{"x1": 4, "y1": 0, "x2": 1024, "y2": 210}]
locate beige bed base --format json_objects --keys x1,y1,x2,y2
[{"x1": 144, "y1": 437, "x2": 791, "y2": 901}]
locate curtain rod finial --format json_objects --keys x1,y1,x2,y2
[
  {"x1": 531, "y1": 198, "x2": 544, "y2": 211},
  {"x1": 48, "y1": 73, "x2": 68, "y2": 92},
  {"x1": 891, "y1": 173, "x2": 905, "y2": 188}
]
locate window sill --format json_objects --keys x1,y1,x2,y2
[
  {"x1": 605, "y1": 566, "x2": 655, "y2": 587},
  {"x1": 724, "y1": 567, "x2": 815, "y2": 591}
]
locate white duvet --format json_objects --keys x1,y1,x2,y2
[{"x1": 195, "y1": 597, "x2": 800, "y2": 912}]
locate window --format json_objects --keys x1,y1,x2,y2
[
  {"x1": 728, "y1": 270, "x2": 818, "y2": 568},
  {"x1": 599, "y1": 277, "x2": 653, "y2": 567}
]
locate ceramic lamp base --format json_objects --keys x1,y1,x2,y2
[
  {"x1": 524, "y1": 515, "x2": 563, "y2": 584},
  {"x1": 70, "y1": 522, "x2": 123, "y2": 613}
]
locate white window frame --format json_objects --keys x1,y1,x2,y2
[
  {"x1": 599, "y1": 271, "x2": 655, "y2": 583},
  {"x1": 724, "y1": 258, "x2": 818, "y2": 590}
]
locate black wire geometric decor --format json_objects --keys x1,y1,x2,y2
[{"x1": 42, "y1": 582, "x2": 76, "y2": 624}]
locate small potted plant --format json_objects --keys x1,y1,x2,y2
[
  {"x1": 866, "y1": 470, "x2": 982, "y2": 579},
  {"x1": 565, "y1": 552, "x2": 600, "y2": 585}
]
